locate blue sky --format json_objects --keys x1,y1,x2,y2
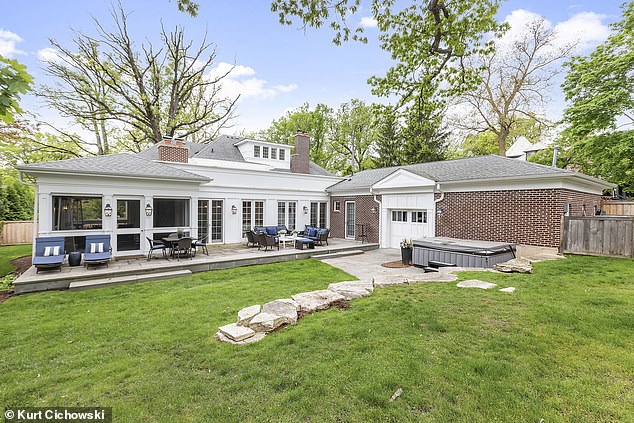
[{"x1": 0, "y1": 1, "x2": 625, "y2": 136}]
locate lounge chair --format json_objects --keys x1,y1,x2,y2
[
  {"x1": 32, "y1": 236, "x2": 65, "y2": 273},
  {"x1": 246, "y1": 230, "x2": 259, "y2": 247},
  {"x1": 84, "y1": 234, "x2": 112, "y2": 268},
  {"x1": 255, "y1": 232, "x2": 279, "y2": 252},
  {"x1": 146, "y1": 237, "x2": 167, "y2": 261}
]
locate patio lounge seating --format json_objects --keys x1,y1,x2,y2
[
  {"x1": 146, "y1": 237, "x2": 167, "y2": 261},
  {"x1": 254, "y1": 225, "x2": 288, "y2": 236},
  {"x1": 173, "y1": 237, "x2": 193, "y2": 260},
  {"x1": 246, "y1": 230, "x2": 259, "y2": 247},
  {"x1": 255, "y1": 232, "x2": 279, "y2": 252},
  {"x1": 32, "y1": 236, "x2": 65, "y2": 273},
  {"x1": 303, "y1": 226, "x2": 330, "y2": 246},
  {"x1": 84, "y1": 234, "x2": 112, "y2": 268},
  {"x1": 193, "y1": 235, "x2": 209, "y2": 256}
]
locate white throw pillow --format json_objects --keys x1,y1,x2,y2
[
  {"x1": 52, "y1": 246, "x2": 60, "y2": 256},
  {"x1": 44, "y1": 246, "x2": 52, "y2": 257},
  {"x1": 90, "y1": 243, "x2": 97, "y2": 254},
  {"x1": 97, "y1": 242, "x2": 104, "y2": 253}
]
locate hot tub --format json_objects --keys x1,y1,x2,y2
[{"x1": 413, "y1": 237, "x2": 516, "y2": 268}]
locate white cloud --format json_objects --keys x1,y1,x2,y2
[
  {"x1": 0, "y1": 29, "x2": 25, "y2": 57},
  {"x1": 207, "y1": 62, "x2": 298, "y2": 101},
  {"x1": 553, "y1": 12, "x2": 610, "y2": 51},
  {"x1": 499, "y1": 9, "x2": 610, "y2": 54},
  {"x1": 359, "y1": 16, "x2": 377, "y2": 28},
  {"x1": 37, "y1": 47, "x2": 62, "y2": 63}
]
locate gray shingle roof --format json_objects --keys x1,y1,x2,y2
[
  {"x1": 327, "y1": 155, "x2": 586, "y2": 192},
  {"x1": 17, "y1": 153, "x2": 210, "y2": 182},
  {"x1": 136, "y1": 134, "x2": 335, "y2": 176}
]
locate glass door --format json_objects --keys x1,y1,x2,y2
[
  {"x1": 115, "y1": 197, "x2": 142, "y2": 255},
  {"x1": 345, "y1": 201, "x2": 356, "y2": 239},
  {"x1": 210, "y1": 200, "x2": 223, "y2": 243}
]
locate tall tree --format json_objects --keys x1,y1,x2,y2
[
  {"x1": 401, "y1": 98, "x2": 448, "y2": 164},
  {"x1": 455, "y1": 16, "x2": 574, "y2": 155},
  {"x1": 328, "y1": 99, "x2": 376, "y2": 173},
  {"x1": 373, "y1": 105, "x2": 402, "y2": 168},
  {"x1": 0, "y1": 56, "x2": 33, "y2": 123},
  {"x1": 40, "y1": 5, "x2": 238, "y2": 152},
  {"x1": 561, "y1": 1, "x2": 634, "y2": 193},
  {"x1": 264, "y1": 103, "x2": 333, "y2": 168},
  {"x1": 271, "y1": 0, "x2": 505, "y2": 112}
]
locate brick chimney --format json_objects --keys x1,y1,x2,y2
[
  {"x1": 290, "y1": 130, "x2": 310, "y2": 174},
  {"x1": 157, "y1": 136, "x2": 189, "y2": 163}
]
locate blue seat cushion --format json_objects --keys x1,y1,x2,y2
[
  {"x1": 84, "y1": 252, "x2": 111, "y2": 262},
  {"x1": 296, "y1": 238, "x2": 313, "y2": 244},
  {"x1": 266, "y1": 227, "x2": 277, "y2": 236},
  {"x1": 33, "y1": 256, "x2": 64, "y2": 266},
  {"x1": 309, "y1": 228, "x2": 318, "y2": 237},
  {"x1": 254, "y1": 227, "x2": 266, "y2": 234}
]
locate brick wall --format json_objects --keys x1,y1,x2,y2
[
  {"x1": 330, "y1": 195, "x2": 381, "y2": 243},
  {"x1": 158, "y1": 142, "x2": 189, "y2": 163},
  {"x1": 435, "y1": 189, "x2": 602, "y2": 248}
]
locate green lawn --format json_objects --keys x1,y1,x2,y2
[
  {"x1": 0, "y1": 244, "x2": 31, "y2": 277},
  {"x1": 1, "y1": 256, "x2": 633, "y2": 421}
]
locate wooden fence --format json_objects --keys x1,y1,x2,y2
[
  {"x1": 562, "y1": 216, "x2": 634, "y2": 258},
  {"x1": 601, "y1": 200, "x2": 634, "y2": 216},
  {"x1": 0, "y1": 221, "x2": 34, "y2": 245}
]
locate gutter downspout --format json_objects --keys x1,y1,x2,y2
[
  {"x1": 433, "y1": 183, "x2": 444, "y2": 237},
  {"x1": 370, "y1": 187, "x2": 382, "y2": 248},
  {"x1": 18, "y1": 171, "x2": 38, "y2": 258}
]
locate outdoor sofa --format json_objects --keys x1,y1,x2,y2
[
  {"x1": 84, "y1": 234, "x2": 112, "y2": 268},
  {"x1": 32, "y1": 236, "x2": 66, "y2": 273},
  {"x1": 303, "y1": 226, "x2": 330, "y2": 246}
]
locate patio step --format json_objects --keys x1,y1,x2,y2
[
  {"x1": 68, "y1": 269, "x2": 192, "y2": 291},
  {"x1": 312, "y1": 249, "x2": 365, "y2": 260}
]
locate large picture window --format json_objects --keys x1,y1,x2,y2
[
  {"x1": 52, "y1": 196, "x2": 102, "y2": 230},
  {"x1": 153, "y1": 198, "x2": 190, "y2": 228}
]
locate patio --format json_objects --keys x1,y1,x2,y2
[{"x1": 14, "y1": 238, "x2": 379, "y2": 294}]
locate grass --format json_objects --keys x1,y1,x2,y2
[
  {"x1": 1, "y1": 256, "x2": 633, "y2": 421},
  {"x1": 0, "y1": 244, "x2": 31, "y2": 277}
]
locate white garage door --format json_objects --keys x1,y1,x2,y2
[{"x1": 388, "y1": 209, "x2": 433, "y2": 248}]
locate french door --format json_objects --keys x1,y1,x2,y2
[
  {"x1": 242, "y1": 200, "x2": 264, "y2": 236},
  {"x1": 345, "y1": 201, "x2": 356, "y2": 239},
  {"x1": 198, "y1": 200, "x2": 224, "y2": 243},
  {"x1": 278, "y1": 201, "x2": 297, "y2": 230},
  {"x1": 115, "y1": 197, "x2": 143, "y2": 256},
  {"x1": 310, "y1": 202, "x2": 328, "y2": 227}
]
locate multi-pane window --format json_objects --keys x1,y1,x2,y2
[
  {"x1": 211, "y1": 200, "x2": 223, "y2": 242},
  {"x1": 262, "y1": 146, "x2": 269, "y2": 159},
  {"x1": 279, "y1": 149, "x2": 286, "y2": 160},
  {"x1": 242, "y1": 201, "x2": 252, "y2": 236},
  {"x1": 310, "y1": 202, "x2": 328, "y2": 227},
  {"x1": 52, "y1": 196, "x2": 103, "y2": 231},
  {"x1": 198, "y1": 200, "x2": 209, "y2": 242},
  {"x1": 411, "y1": 211, "x2": 427, "y2": 223},
  {"x1": 271, "y1": 148, "x2": 277, "y2": 159},
  {"x1": 391, "y1": 210, "x2": 408, "y2": 222},
  {"x1": 254, "y1": 145, "x2": 260, "y2": 158},
  {"x1": 242, "y1": 200, "x2": 264, "y2": 236},
  {"x1": 278, "y1": 201, "x2": 297, "y2": 230},
  {"x1": 333, "y1": 201, "x2": 341, "y2": 212},
  {"x1": 254, "y1": 201, "x2": 264, "y2": 227},
  {"x1": 345, "y1": 201, "x2": 355, "y2": 239}
]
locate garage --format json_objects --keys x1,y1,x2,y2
[{"x1": 387, "y1": 208, "x2": 434, "y2": 248}]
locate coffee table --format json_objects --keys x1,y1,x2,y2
[{"x1": 278, "y1": 236, "x2": 297, "y2": 249}]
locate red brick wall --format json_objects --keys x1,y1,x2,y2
[
  {"x1": 158, "y1": 143, "x2": 189, "y2": 163},
  {"x1": 330, "y1": 195, "x2": 381, "y2": 243},
  {"x1": 435, "y1": 189, "x2": 602, "y2": 248}
]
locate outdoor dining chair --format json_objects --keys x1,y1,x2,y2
[
  {"x1": 173, "y1": 237, "x2": 193, "y2": 260},
  {"x1": 146, "y1": 237, "x2": 167, "y2": 260}
]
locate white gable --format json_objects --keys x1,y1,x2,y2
[{"x1": 372, "y1": 169, "x2": 436, "y2": 192}]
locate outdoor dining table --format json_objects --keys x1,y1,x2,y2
[{"x1": 161, "y1": 236, "x2": 196, "y2": 258}]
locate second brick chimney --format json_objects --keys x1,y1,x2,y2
[
  {"x1": 290, "y1": 130, "x2": 310, "y2": 174},
  {"x1": 157, "y1": 136, "x2": 189, "y2": 163}
]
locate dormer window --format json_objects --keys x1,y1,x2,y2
[
  {"x1": 271, "y1": 148, "x2": 277, "y2": 160},
  {"x1": 262, "y1": 146, "x2": 269, "y2": 159},
  {"x1": 254, "y1": 145, "x2": 260, "y2": 158},
  {"x1": 279, "y1": 149, "x2": 285, "y2": 160}
]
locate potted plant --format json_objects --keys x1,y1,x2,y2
[
  {"x1": 177, "y1": 228, "x2": 184, "y2": 238},
  {"x1": 400, "y1": 239, "x2": 413, "y2": 266}
]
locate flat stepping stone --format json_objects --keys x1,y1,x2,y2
[
  {"x1": 261, "y1": 299, "x2": 298, "y2": 324},
  {"x1": 328, "y1": 280, "x2": 373, "y2": 300},
  {"x1": 216, "y1": 331, "x2": 266, "y2": 345},
  {"x1": 237, "y1": 304, "x2": 261, "y2": 326},
  {"x1": 248, "y1": 312, "x2": 289, "y2": 332},
  {"x1": 456, "y1": 280, "x2": 497, "y2": 290},
  {"x1": 493, "y1": 258, "x2": 533, "y2": 274},
  {"x1": 373, "y1": 275, "x2": 409, "y2": 287},
  {"x1": 291, "y1": 290, "x2": 346, "y2": 313},
  {"x1": 218, "y1": 323, "x2": 256, "y2": 342},
  {"x1": 274, "y1": 298, "x2": 300, "y2": 311},
  {"x1": 499, "y1": 287, "x2": 516, "y2": 293}
]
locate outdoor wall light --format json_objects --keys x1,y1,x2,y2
[
  {"x1": 303, "y1": 205, "x2": 308, "y2": 214},
  {"x1": 145, "y1": 203, "x2": 153, "y2": 217},
  {"x1": 370, "y1": 207, "x2": 377, "y2": 214},
  {"x1": 231, "y1": 205, "x2": 238, "y2": 214},
  {"x1": 104, "y1": 203, "x2": 113, "y2": 217}
]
